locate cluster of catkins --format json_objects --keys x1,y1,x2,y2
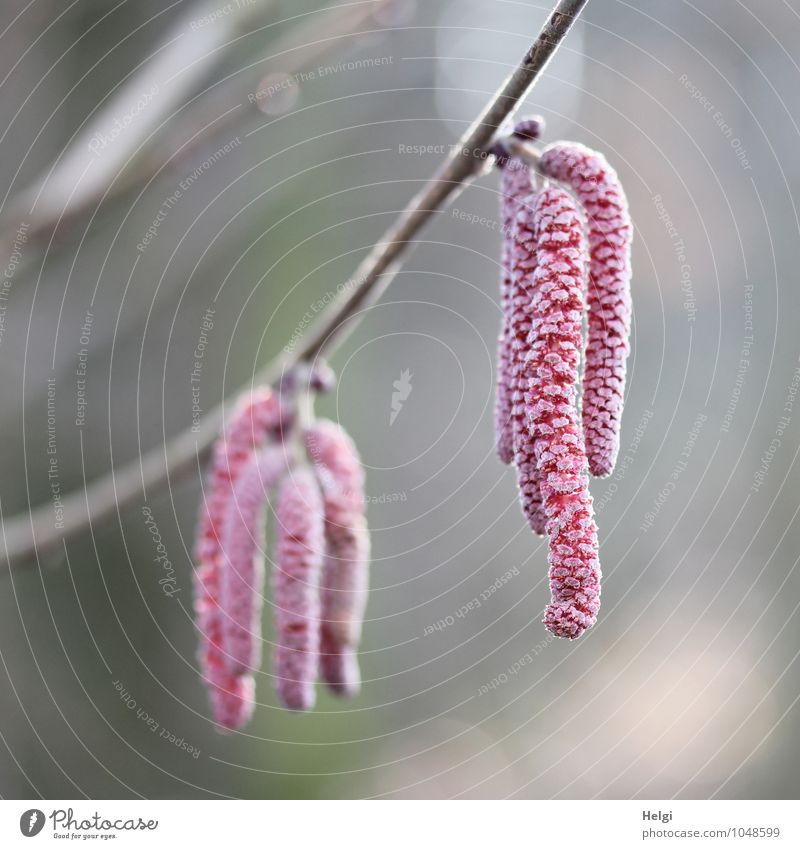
[
  {"x1": 493, "y1": 117, "x2": 633, "y2": 640},
  {"x1": 193, "y1": 370, "x2": 369, "y2": 731},
  {"x1": 192, "y1": 117, "x2": 631, "y2": 728}
]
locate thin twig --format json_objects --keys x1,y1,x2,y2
[
  {"x1": 0, "y1": 0, "x2": 588, "y2": 571},
  {"x1": 294, "y1": 0, "x2": 588, "y2": 363},
  {"x1": 503, "y1": 135, "x2": 543, "y2": 171}
]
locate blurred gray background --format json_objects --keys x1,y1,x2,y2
[{"x1": 0, "y1": 0, "x2": 798, "y2": 799}]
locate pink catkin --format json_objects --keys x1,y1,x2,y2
[
  {"x1": 508, "y1": 184, "x2": 548, "y2": 536},
  {"x1": 273, "y1": 467, "x2": 326, "y2": 711},
  {"x1": 194, "y1": 388, "x2": 283, "y2": 730},
  {"x1": 496, "y1": 158, "x2": 534, "y2": 465},
  {"x1": 522, "y1": 186, "x2": 601, "y2": 639},
  {"x1": 220, "y1": 447, "x2": 287, "y2": 676},
  {"x1": 539, "y1": 142, "x2": 633, "y2": 477},
  {"x1": 306, "y1": 420, "x2": 370, "y2": 698}
]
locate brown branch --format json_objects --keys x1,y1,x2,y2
[
  {"x1": 295, "y1": 0, "x2": 589, "y2": 363},
  {"x1": 0, "y1": 0, "x2": 589, "y2": 571}
]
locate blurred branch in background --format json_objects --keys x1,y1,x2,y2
[
  {"x1": 142, "y1": 0, "x2": 396, "y2": 183},
  {"x1": 0, "y1": 0, "x2": 589, "y2": 571},
  {"x1": 0, "y1": 0, "x2": 391, "y2": 256}
]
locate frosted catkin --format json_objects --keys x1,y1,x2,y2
[
  {"x1": 273, "y1": 467, "x2": 326, "y2": 711},
  {"x1": 306, "y1": 420, "x2": 370, "y2": 697},
  {"x1": 524, "y1": 186, "x2": 601, "y2": 638},
  {"x1": 539, "y1": 142, "x2": 633, "y2": 477},
  {"x1": 194, "y1": 389, "x2": 284, "y2": 729}
]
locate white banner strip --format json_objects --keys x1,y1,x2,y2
[{"x1": 0, "y1": 799, "x2": 796, "y2": 847}]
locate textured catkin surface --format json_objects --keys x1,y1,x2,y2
[
  {"x1": 508, "y1": 180, "x2": 547, "y2": 535},
  {"x1": 306, "y1": 420, "x2": 370, "y2": 697},
  {"x1": 540, "y1": 142, "x2": 633, "y2": 478},
  {"x1": 194, "y1": 389, "x2": 283, "y2": 729},
  {"x1": 220, "y1": 447, "x2": 287, "y2": 677},
  {"x1": 496, "y1": 158, "x2": 534, "y2": 466},
  {"x1": 273, "y1": 466, "x2": 326, "y2": 711},
  {"x1": 524, "y1": 186, "x2": 601, "y2": 639}
]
